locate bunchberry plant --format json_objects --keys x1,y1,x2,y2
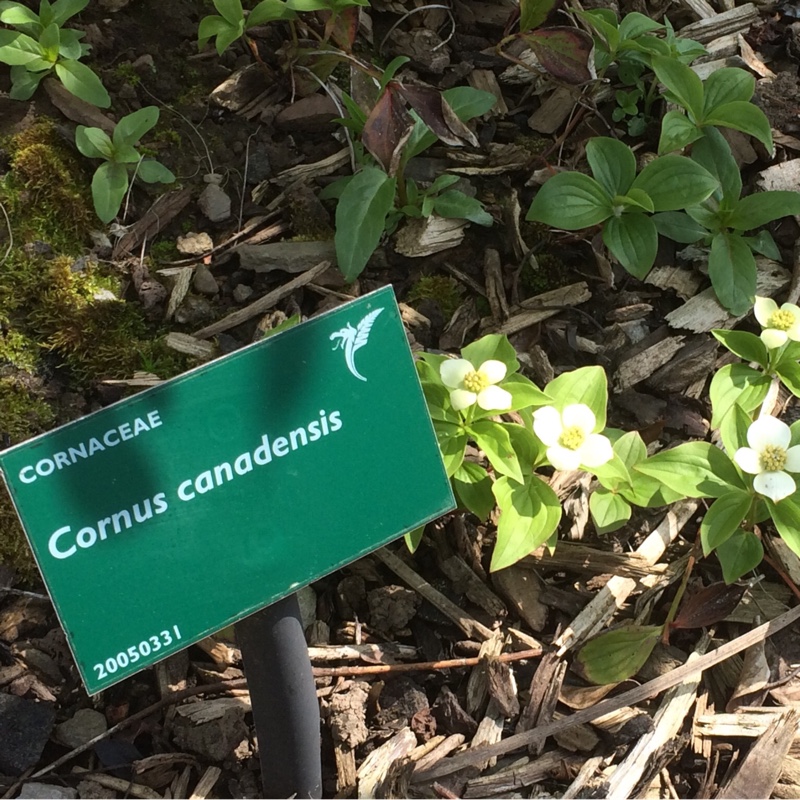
[
  {"x1": 198, "y1": 0, "x2": 295, "y2": 56},
  {"x1": 0, "y1": 0, "x2": 109, "y2": 106},
  {"x1": 654, "y1": 128, "x2": 800, "y2": 314},
  {"x1": 526, "y1": 136, "x2": 718, "y2": 277},
  {"x1": 75, "y1": 107, "x2": 175, "y2": 223},
  {"x1": 323, "y1": 64, "x2": 496, "y2": 281}
]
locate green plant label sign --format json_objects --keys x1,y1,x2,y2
[{"x1": 0, "y1": 286, "x2": 454, "y2": 694}]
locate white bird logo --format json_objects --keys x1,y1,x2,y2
[{"x1": 330, "y1": 307, "x2": 384, "y2": 381}]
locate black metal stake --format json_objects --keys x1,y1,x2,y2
[{"x1": 235, "y1": 594, "x2": 322, "y2": 798}]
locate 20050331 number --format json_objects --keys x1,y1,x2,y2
[{"x1": 93, "y1": 625, "x2": 182, "y2": 680}]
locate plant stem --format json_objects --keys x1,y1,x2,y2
[{"x1": 661, "y1": 534, "x2": 702, "y2": 644}]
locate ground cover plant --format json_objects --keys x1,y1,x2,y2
[{"x1": 3, "y1": 0, "x2": 800, "y2": 797}]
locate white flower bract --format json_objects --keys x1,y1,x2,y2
[
  {"x1": 532, "y1": 404, "x2": 613, "y2": 470},
  {"x1": 754, "y1": 296, "x2": 800, "y2": 349},
  {"x1": 439, "y1": 358, "x2": 512, "y2": 412},
  {"x1": 734, "y1": 415, "x2": 800, "y2": 502}
]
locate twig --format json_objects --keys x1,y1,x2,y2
[
  {"x1": 0, "y1": 201, "x2": 13, "y2": 268},
  {"x1": 311, "y1": 647, "x2": 542, "y2": 677},
  {"x1": 412, "y1": 600, "x2": 800, "y2": 783},
  {"x1": 378, "y1": 5, "x2": 456, "y2": 55}
]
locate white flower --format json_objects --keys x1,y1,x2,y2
[
  {"x1": 532, "y1": 404, "x2": 613, "y2": 470},
  {"x1": 734, "y1": 415, "x2": 800, "y2": 502},
  {"x1": 754, "y1": 296, "x2": 800, "y2": 349},
  {"x1": 439, "y1": 358, "x2": 512, "y2": 412}
]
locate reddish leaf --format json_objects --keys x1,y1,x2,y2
[
  {"x1": 326, "y1": 6, "x2": 359, "y2": 52},
  {"x1": 671, "y1": 581, "x2": 748, "y2": 631},
  {"x1": 395, "y1": 83, "x2": 479, "y2": 148},
  {"x1": 361, "y1": 84, "x2": 414, "y2": 175},
  {"x1": 524, "y1": 27, "x2": 596, "y2": 85}
]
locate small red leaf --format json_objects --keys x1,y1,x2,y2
[
  {"x1": 671, "y1": 581, "x2": 748, "y2": 631},
  {"x1": 395, "y1": 83, "x2": 479, "y2": 148},
  {"x1": 326, "y1": 6, "x2": 359, "y2": 52},
  {"x1": 524, "y1": 27, "x2": 596, "y2": 85},
  {"x1": 362, "y1": 84, "x2": 414, "y2": 175}
]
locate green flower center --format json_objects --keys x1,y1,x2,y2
[
  {"x1": 768, "y1": 309, "x2": 795, "y2": 332},
  {"x1": 559, "y1": 425, "x2": 586, "y2": 451},
  {"x1": 760, "y1": 444, "x2": 787, "y2": 472},
  {"x1": 463, "y1": 370, "x2": 489, "y2": 393}
]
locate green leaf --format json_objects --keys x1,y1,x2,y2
[
  {"x1": 214, "y1": 0, "x2": 244, "y2": 25},
  {"x1": 54, "y1": 59, "x2": 110, "y2": 107},
  {"x1": 136, "y1": 160, "x2": 175, "y2": 184},
  {"x1": 602, "y1": 212, "x2": 657, "y2": 279},
  {"x1": 592, "y1": 453, "x2": 632, "y2": 492},
  {"x1": 434, "y1": 420, "x2": 467, "y2": 478},
  {"x1": 702, "y1": 68, "x2": 754, "y2": 114},
  {"x1": 461, "y1": 334, "x2": 519, "y2": 375},
  {"x1": 501, "y1": 373, "x2": 550, "y2": 411},
  {"x1": 50, "y1": 0, "x2": 88, "y2": 25},
  {"x1": 715, "y1": 529, "x2": 763, "y2": 583},
  {"x1": 0, "y1": 32, "x2": 44, "y2": 65},
  {"x1": 91, "y1": 161, "x2": 128, "y2": 223},
  {"x1": 631, "y1": 155, "x2": 717, "y2": 212},
  {"x1": 619, "y1": 469, "x2": 685, "y2": 507},
  {"x1": 57, "y1": 30, "x2": 82, "y2": 60},
  {"x1": 745, "y1": 230, "x2": 781, "y2": 260},
  {"x1": 634, "y1": 441, "x2": 744, "y2": 498},
  {"x1": 38, "y1": 22, "x2": 59, "y2": 61},
  {"x1": 613, "y1": 430, "x2": 647, "y2": 469},
  {"x1": 768, "y1": 496, "x2": 800, "y2": 557},
  {"x1": 717, "y1": 402, "x2": 752, "y2": 462},
  {"x1": 727, "y1": 191, "x2": 800, "y2": 232},
  {"x1": 709, "y1": 363, "x2": 770, "y2": 428},
  {"x1": 691, "y1": 125, "x2": 741, "y2": 201},
  {"x1": 519, "y1": 0, "x2": 557, "y2": 32},
  {"x1": 404, "y1": 525, "x2": 425, "y2": 553},
  {"x1": 577, "y1": 625, "x2": 661, "y2": 685},
  {"x1": 113, "y1": 144, "x2": 141, "y2": 164},
  {"x1": 711, "y1": 329, "x2": 768, "y2": 368},
  {"x1": 75, "y1": 125, "x2": 114, "y2": 159},
  {"x1": 586, "y1": 137, "x2": 636, "y2": 196},
  {"x1": 704, "y1": 101, "x2": 773, "y2": 152},
  {"x1": 471, "y1": 420, "x2": 524, "y2": 484},
  {"x1": 379, "y1": 56, "x2": 409, "y2": 91},
  {"x1": 504, "y1": 422, "x2": 545, "y2": 467},
  {"x1": 247, "y1": 0, "x2": 294, "y2": 26},
  {"x1": 0, "y1": 4, "x2": 39, "y2": 25},
  {"x1": 334, "y1": 167, "x2": 396, "y2": 282},
  {"x1": 618, "y1": 12, "x2": 662, "y2": 39},
  {"x1": 441, "y1": 87, "x2": 497, "y2": 121},
  {"x1": 776, "y1": 360, "x2": 800, "y2": 399},
  {"x1": 491, "y1": 475, "x2": 561, "y2": 572},
  {"x1": 452, "y1": 461, "x2": 495, "y2": 521},
  {"x1": 432, "y1": 191, "x2": 492, "y2": 226},
  {"x1": 113, "y1": 106, "x2": 159, "y2": 148},
  {"x1": 590, "y1": 488, "x2": 632, "y2": 533},
  {"x1": 8, "y1": 64, "x2": 46, "y2": 99},
  {"x1": 652, "y1": 211, "x2": 708, "y2": 243},
  {"x1": 652, "y1": 55, "x2": 704, "y2": 119},
  {"x1": 700, "y1": 490, "x2": 752, "y2": 555},
  {"x1": 526, "y1": 172, "x2": 612, "y2": 230},
  {"x1": 545, "y1": 365, "x2": 608, "y2": 429},
  {"x1": 708, "y1": 231, "x2": 755, "y2": 316},
  {"x1": 657, "y1": 110, "x2": 703, "y2": 154},
  {"x1": 198, "y1": 14, "x2": 232, "y2": 48}
]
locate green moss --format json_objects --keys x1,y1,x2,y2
[
  {"x1": 407, "y1": 275, "x2": 463, "y2": 319},
  {"x1": 150, "y1": 238, "x2": 181, "y2": 262},
  {"x1": 519, "y1": 251, "x2": 570, "y2": 294},
  {"x1": 111, "y1": 61, "x2": 141, "y2": 86},
  {"x1": 513, "y1": 134, "x2": 550, "y2": 156},
  {"x1": 0, "y1": 377, "x2": 55, "y2": 582},
  {"x1": 0, "y1": 323, "x2": 41, "y2": 373}
]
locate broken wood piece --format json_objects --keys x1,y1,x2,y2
[
  {"x1": 43, "y1": 77, "x2": 115, "y2": 133},
  {"x1": 412, "y1": 734, "x2": 466, "y2": 775},
  {"x1": 374, "y1": 547, "x2": 494, "y2": 641},
  {"x1": 554, "y1": 500, "x2": 697, "y2": 655},
  {"x1": 677, "y1": 0, "x2": 715, "y2": 20},
  {"x1": 484, "y1": 282, "x2": 592, "y2": 335},
  {"x1": 528, "y1": 86, "x2": 577, "y2": 134},
  {"x1": 484, "y1": 249, "x2": 509, "y2": 323},
  {"x1": 335, "y1": 745, "x2": 358, "y2": 795},
  {"x1": 308, "y1": 643, "x2": 418, "y2": 662},
  {"x1": 164, "y1": 333, "x2": 215, "y2": 361},
  {"x1": 436, "y1": 552, "x2": 507, "y2": 620},
  {"x1": 467, "y1": 69, "x2": 508, "y2": 116},
  {"x1": 602, "y1": 633, "x2": 710, "y2": 799},
  {"x1": 665, "y1": 260, "x2": 790, "y2": 332},
  {"x1": 356, "y1": 726, "x2": 416, "y2": 798},
  {"x1": 694, "y1": 707, "x2": 800, "y2": 739},
  {"x1": 466, "y1": 634, "x2": 504, "y2": 716},
  {"x1": 463, "y1": 749, "x2": 580, "y2": 798},
  {"x1": 112, "y1": 187, "x2": 193, "y2": 259},
  {"x1": 72, "y1": 768, "x2": 162, "y2": 799},
  {"x1": 469, "y1": 699, "x2": 506, "y2": 770},
  {"x1": 189, "y1": 766, "x2": 221, "y2": 800},
  {"x1": 717, "y1": 707, "x2": 800, "y2": 799},
  {"x1": 394, "y1": 216, "x2": 467, "y2": 258},
  {"x1": 269, "y1": 148, "x2": 351, "y2": 188},
  {"x1": 236, "y1": 240, "x2": 337, "y2": 273},
  {"x1": 411, "y1": 602, "x2": 800, "y2": 783},
  {"x1": 193, "y1": 260, "x2": 330, "y2": 338},
  {"x1": 613, "y1": 336, "x2": 686, "y2": 391},
  {"x1": 758, "y1": 158, "x2": 800, "y2": 193},
  {"x1": 678, "y1": 3, "x2": 758, "y2": 43},
  {"x1": 525, "y1": 541, "x2": 665, "y2": 579}
]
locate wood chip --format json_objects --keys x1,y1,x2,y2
[
  {"x1": 164, "y1": 333, "x2": 215, "y2": 360},
  {"x1": 614, "y1": 336, "x2": 686, "y2": 391},
  {"x1": 356, "y1": 726, "x2": 416, "y2": 798},
  {"x1": 463, "y1": 749, "x2": 579, "y2": 797},
  {"x1": 193, "y1": 260, "x2": 330, "y2": 338},
  {"x1": 484, "y1": 282, "x2": 591, "y2": 336},
  {"x1": 717, "y1": 708, "x2": 800, "y2": 799},
  {"x1": 43, "y1": 77, "x2": 115, "y2": 133},
  {"x1": 112, "y1": 188, "x2": 193, "y2": 259},
  {"x1": 528, "y1": 87, "x2": 577, "y2": 134},
  {"x1": 189, "y1": 766, "x2": 221, "y2": 800},
  {"x1": 678, "y1": 3, "x2": 758, "y2": 43}
]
